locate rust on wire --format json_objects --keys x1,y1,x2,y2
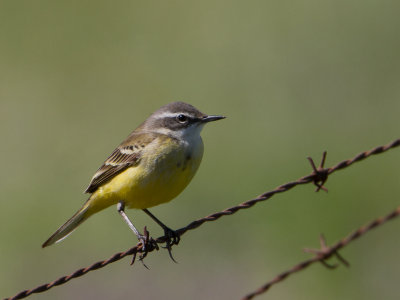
[
  {"x1": 4, "y1": 138, "x2": 400, "y2": 300},
  {"x1": 242, "y1": 205, "x2": 400, "y2": 300}
]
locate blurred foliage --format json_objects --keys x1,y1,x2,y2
[{"x1": 1, "y1": 1, "x2": 399, "y2": 299}]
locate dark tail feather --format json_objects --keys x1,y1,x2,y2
[{"x1": 42, "y1": 204, "x2": 89, "y2": 248}]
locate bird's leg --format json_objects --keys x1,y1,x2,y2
[
  {"x1": 143, "y1": 209, "x2": 180, "y2": 245},
  {"x1": 117, "y1": 201, "x2": 148, "y2": 251},
  {"x1": 143, "y1": 208, "x2": 180, "y2": 262}
]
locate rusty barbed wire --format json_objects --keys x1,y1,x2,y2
[
  {"x1": 4, "y1": 138, "x2": 400, "y2": 300},
  {"x1": 242, "y1": 204, "x2": 400, "y2": 300}
]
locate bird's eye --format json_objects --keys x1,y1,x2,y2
[{"x1": 176, "y1": 114, "x2": 188, "y2": 123}]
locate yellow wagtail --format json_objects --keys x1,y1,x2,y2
[{"x1": 42, "y1": 102, "x2": 225, "y2": 249}]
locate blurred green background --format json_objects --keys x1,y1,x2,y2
[{"x1": 1, "y1": 1, "x2": 399, "y2": 299}]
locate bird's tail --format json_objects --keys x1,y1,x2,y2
[{"x1": 42, "y1": 202, "x2": 91, "y2": 248}]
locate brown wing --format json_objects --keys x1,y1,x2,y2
[{"x1": 84, "y1": 133, "x2": 158, "y2": 194}]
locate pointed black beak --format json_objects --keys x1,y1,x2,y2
[{"x1": 201, "y1": 115, "x2": 226, "y2": 123}]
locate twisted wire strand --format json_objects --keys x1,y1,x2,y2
[
  {"x1": 242, "y1": 205, "x2": 400, "y2": 300},
  {"x1": 176, "y1": 138, "x2": 400, "y2": 237},
  {"x1": 5, "y1": 138, "x2": 400, "y2": 300}
]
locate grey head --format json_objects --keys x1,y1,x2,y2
[{"x1": 139, "y1": 102, "x2": 225, "y2": 138}]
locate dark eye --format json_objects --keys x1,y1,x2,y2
[{"x1": 176, "y1": 114, "x2": 188, "y2": 123}]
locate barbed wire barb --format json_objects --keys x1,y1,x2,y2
[
  {"x1": 4, "y1": 138, "x2": 400, "y2": 300},
  {"x1": 303, "y1": 234, "x2": 349, "y2": 269},
  {"x1": 308, "y1": 151, "x2": 328, "y2": 192},
  {"x1": 242, "y1": 204, "x2": 400, "y2": 300}
]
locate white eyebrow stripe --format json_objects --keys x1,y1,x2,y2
[{"x1": 153, "y1": 112, "x2": 193, "y2": 119}]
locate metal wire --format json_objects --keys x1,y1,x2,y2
[
  {"x1": 242, "y1": 205, "x2": 400, "y2": 300},
  {"x1": 4, "y1": 138, "x2": 400, "y2": 300}
]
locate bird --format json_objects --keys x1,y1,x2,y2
[{"x1": 42, "y1": 101, "x2": 225, "y2": 252}]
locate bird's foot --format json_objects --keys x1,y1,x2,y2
[
  {"x1": 131, "y1": 226, "x2": 159, "y2": 267},
  {"x1": 162, "y1": 227, "x2": 181, "y2": 263}
]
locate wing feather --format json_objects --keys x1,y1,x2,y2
[{"x1": 84, "y1": 133, "x2": 158, "y2": 193}]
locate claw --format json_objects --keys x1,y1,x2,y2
[
  {"x1": 141, "y1": 209, "x2": 181, "y2": 263},
  {"x1": 161, "y1": 227, "x2": 180, "y2": 263},
  {"x1": 130, "y1": 226, "x2": 159, "y2": 266}
]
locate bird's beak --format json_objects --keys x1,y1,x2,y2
[{"x1": 201, "y1": 115, "x2": 226, "y2": 123}]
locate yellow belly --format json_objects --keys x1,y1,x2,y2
[{"x1": 87, "y1": 136, "x2": 203, "y2": 213}]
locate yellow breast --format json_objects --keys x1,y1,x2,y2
[{"x1": 89, "y1": 135, "x2": 204, "y2": 212}]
